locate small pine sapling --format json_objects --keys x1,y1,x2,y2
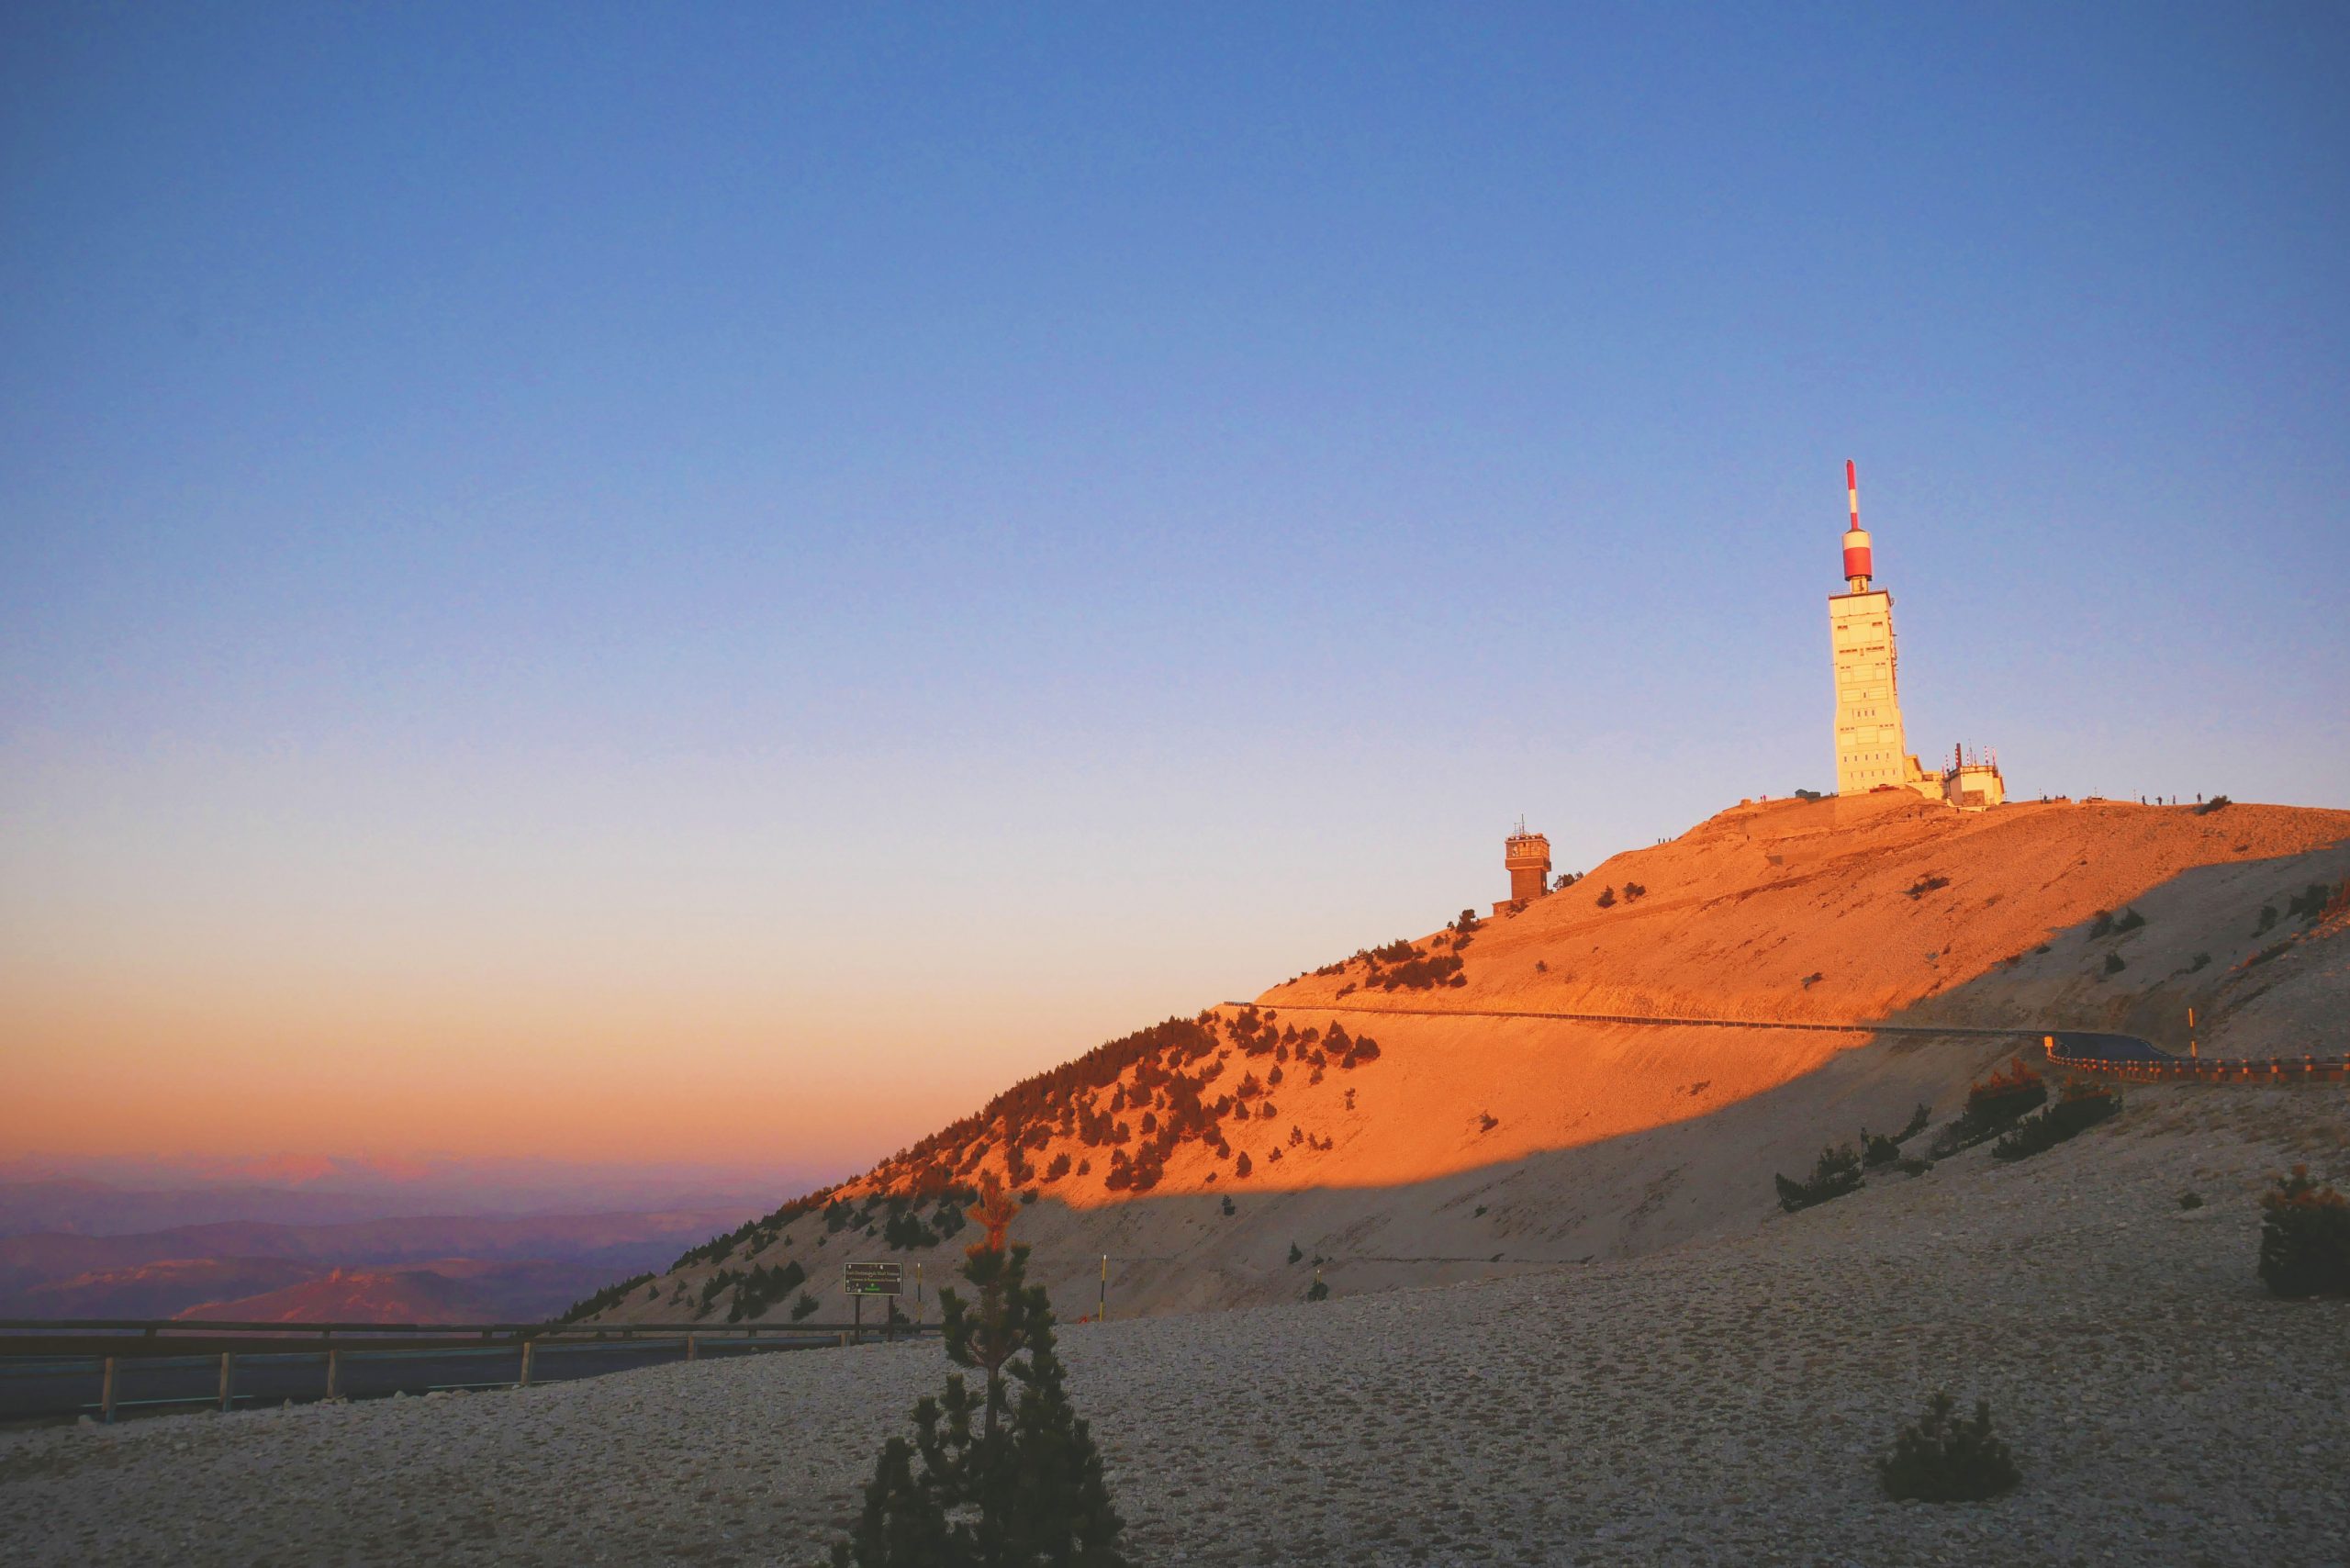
[{"x1": 830, "y1": 1175, "x2": 1127, "y2": 1565}]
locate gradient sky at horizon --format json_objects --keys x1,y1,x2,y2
[{"x1": 5, "y1": 4, "x2": 2345, "y2": 1178}]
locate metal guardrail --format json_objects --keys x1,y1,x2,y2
[
  {"x1": 0, "y1": 1317, "x2": 932, "y2": 1361},
  {"x1": 2043, "y1": 1044, "x2": 2349, "y2": 1082},
  {"x1": 0, "y1": 1316, "x2": 917, "y2": 1341},
  {"x1": 0, "y1": 1317, "x2": 938, "y2": 1425}
]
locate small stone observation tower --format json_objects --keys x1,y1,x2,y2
[{"x1": 1497, "y1": 822, "x2": 1551, "y2": 915}]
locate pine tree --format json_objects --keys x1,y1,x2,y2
[{"x1": 830, "y1": 1174, "x2": 1127, "y2": 1567}]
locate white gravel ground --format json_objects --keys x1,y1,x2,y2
[{"x1": 5, "y1": 1086, "x2": 2345, "y2": 1567}]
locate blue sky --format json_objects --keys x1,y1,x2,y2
[{"x1": 3, "y1": 4, "x2": 2344, "y2": 1168}]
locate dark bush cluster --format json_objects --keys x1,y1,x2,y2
[
  {"x1": 1936, "y1": 1058, "x2": 2047, "y2": 1153},
  {"x1": 2087, "y1": 906, "x2": 2145, "y2": 942},
  {"x1": 2285, "y1": 880, "x2": 2344, "y2": 926},
  {"x1": 2258, "y1": 1166, "x2": 2350, "y2": 1298},
  {"x1": 727, "y1": 1258, "x2": 810, "y2": 1321},
  {"x1": 1905, "y1": 874, "x2": 1951, "y2": 901},
  {"x1": 1349, "y1": 936, "x2": 1466, "y2": 992},
  {"x1": 1774, "y1": 1146, "x2": 1863, "y2": 1212},
  {"x1": 554, "y1": 1271, "x2": 655, "y2": 1324},
  {"x1": 1992, "y1": 1082, "x2": 2121, "y2": 1161},
  {"x1": 1876, "y1": 1393, "x2": 2021, "y2": 1502},
  {"x1": 695, "y1": 1268, "x2": 739, "y2": 1318},
  {"x1": 1784, "y1": 1103, "x2": 1931, "y2": 1205}
]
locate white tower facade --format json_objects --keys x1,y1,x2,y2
[
  {"x1": 1830, "y1": 588, "x2": 1910, "y2": 794},
  {"x1": 1830, "y1": 463, "x2": 1936, "y2": 799}
]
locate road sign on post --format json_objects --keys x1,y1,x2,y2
[
  {"x1": 844, "y1": 1262, "x2": 903, "y2": 1296},
  {"x1": 845, "y1": 1262, "x2": 902, "y2": 1347}
]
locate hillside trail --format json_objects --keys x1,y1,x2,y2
[{"x1": 1230, "y1": 995, "x2": 2031, "y2": 1037}]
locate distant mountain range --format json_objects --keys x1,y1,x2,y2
[
  {"x1": 0, "y1": 1207, "x2": 764, "y2": 1322},
  {"x1": 0, "y1": 1153, "x2": 810, "y2": 1238},
  {"x1": 0, "y1": 1156, "x2": 834, "y2": 1323}
]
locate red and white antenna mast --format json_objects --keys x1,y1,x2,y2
[{"x1": 1841, "y1": 459, "x2": 1874, "y2": 593}]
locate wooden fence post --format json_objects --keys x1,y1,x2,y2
[
  {"x1": 325, "y1": 1349, "x2": 341, "y2": 1401},
  {"x1": 519, "y1": 1339, "x2": 535, "y2": 1389},
  {"x1": 100, "y1": 1356, "x2": 118, "y2": 1424},
  {"x1": 218, "y1": 1352, "x2": 235, "y2": 1413},
  {"x1": 687, "y1": 1334, "x2": 699, "y2": 1362}
]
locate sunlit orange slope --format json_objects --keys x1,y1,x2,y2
[{"x1": 593, "y1": 794, "x2": 2348, "y2": 1326}]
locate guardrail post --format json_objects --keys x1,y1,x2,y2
[
  {"x1": 687, "y1": 1334, "x2": 699, "y2": 1362},
  {"x1": 837, "y1": 1331, "x2": 847, "y2": 1349},
  {"x1": 518, "y1": 1339, "x2": 535, "y2": 1389},
  {"x1": 101, "y1": 1356, "x2": 118, "y2": 1423},
  {"x1": 325, "y1": 1349, "x2": 341, "y2": 1401},
  {"x1": 218, "y1": 1351, "x2": 235, "y2": 1413}
]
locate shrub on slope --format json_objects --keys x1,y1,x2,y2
[
  {"x1": 2258, "y1": 1167, "x2": 2350, "y2": 1299},
  {"x1": 1774, "y1": 1146, "x2": 1863, "y2": 1213},
  {"x1": 1876, "y1": 1393, "x2": 2021, "y2": 1503},
  {"x1": 1991, "y1": 1084, "x2": 2121, "y2": 1162},
  {"x1": 554, "y1": 1272, "x2": 656, "y2": 1325},
  {"x1": 1935, "y1": 1058, "x2": 2047, "y2": 1154}
]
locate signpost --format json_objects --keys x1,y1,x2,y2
[{"x1": 845, "y1": 1262, "x2": 902, "y2": 1344}]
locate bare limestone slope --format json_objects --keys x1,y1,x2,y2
[{"x1": 598, "y1": 796, "x2": 2349, "y2": 1328}]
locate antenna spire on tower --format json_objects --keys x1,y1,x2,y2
[{"x1": 1840, "y1": 459, "x2": 1874, "y2": 593}]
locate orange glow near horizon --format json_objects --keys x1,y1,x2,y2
[{"x1": 0, "y1": 965, "x2": 1205, "y2": 1171}]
